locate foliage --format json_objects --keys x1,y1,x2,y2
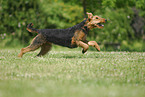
[
  {"x1": 94, "y1": 8, "x2": 134, "y2": 42},
  {"x1": 0, "y1": 0, "x2": 83, "y2": 44},
  {"x1": 102, "y1": 0, "x2": 145, "y2": 10},
  {"x1": 0, "y1": 0, "x2": 144, "y2": 51},
  {"x1": 38, "y1": 0, "x2": 83, "y2": 29},
  {"x1": 0, "y1": 49, "x2": 145, "y2": 97},
  {"x1": 0, "y1": 0, "x2": 40, "y2": 44}
]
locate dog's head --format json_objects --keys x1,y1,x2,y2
[{"x1": 86, "y1": 12, "x2": 107, "y2": 29}]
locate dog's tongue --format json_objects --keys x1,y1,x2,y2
[{"x1": 98, "y1": 23, "x2": 104, "y2": 27}]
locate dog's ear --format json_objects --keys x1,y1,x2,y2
[{"x1": 86, "y1": 12, "x2": 93, "y2": 19}]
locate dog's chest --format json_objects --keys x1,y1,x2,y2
[
  {"x1": 71, "y1": 30, "x2": 87, "y2": 47},
  {"x1": 74, "y1": 30, "x2": 87, "y2": 41}
]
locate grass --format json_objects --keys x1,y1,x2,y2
[{"x1": 0, "y1": 48, "x2": 144, "y2": 97}]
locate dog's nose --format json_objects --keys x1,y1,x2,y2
[{"x1": 105, "y1": 19, "x2": 107, "y2": 22}]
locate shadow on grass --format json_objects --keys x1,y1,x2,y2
[{"x1": 50, "y1": 54, "x2": 99, "y2": 59}]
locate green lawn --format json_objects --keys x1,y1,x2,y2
[{"x1": 0, "y1": 48, "x2": 144, "y2": 97}]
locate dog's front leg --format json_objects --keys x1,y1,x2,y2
[
  {"x1": 76, "y1": 41, "x2": 89, "y2": 54},
  {"x1": 88, "y1": 41, "x2": 100, "y2": 51}
]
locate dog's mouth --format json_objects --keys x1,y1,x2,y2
[
  {"x1": 97, "y1": 23, "x2": 104, "y2": 27},
  {"x1": 94, "y1": 23, "x2": 104, "y2": 28}
]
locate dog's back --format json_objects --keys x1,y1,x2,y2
[
  {"x1": 39, "y1": 29, "x2": 74, "y2": 48},
  {"x1": 37, "y1": 20, "x2": 87, "y2": 48}
]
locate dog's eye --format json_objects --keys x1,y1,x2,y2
[{"x1": 96, "y1": 17, "x2": 98, "y2": 19}]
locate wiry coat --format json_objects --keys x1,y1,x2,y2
[
  {"x1": 18, "y1": 12, "x2": 106, "y2": 57},
  {"x1": 37, "y1": 20, "x2": 87, "y2": 48}
]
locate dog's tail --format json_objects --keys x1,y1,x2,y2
[{"x1": 26, "y1": 23, "x2": 39, "y2": 33}]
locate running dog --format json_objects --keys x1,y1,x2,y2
[{"x1": 18, "y1": 12, "x2": 107, "y2": 57}]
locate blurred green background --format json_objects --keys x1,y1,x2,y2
[{"x1": 0, "y1": 0, "x2": 144, "y2": 51}]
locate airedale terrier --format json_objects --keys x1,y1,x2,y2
[{"x1": 18, "y1": 12, "x2": 107, "y2": 57}]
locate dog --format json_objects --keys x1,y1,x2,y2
[{"x1": 18, "y1": 12, "x2": 107, "y2": 57}]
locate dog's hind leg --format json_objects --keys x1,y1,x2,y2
[
  {"x1": 18, "y1": 34, "x2": 46, "y2": 57},
  {"x1": 88, "y1": 41, "x2": 100, "y2": 51},
  {"x1": 36, "y1": 42, "x2": 52, "y2": 57}
]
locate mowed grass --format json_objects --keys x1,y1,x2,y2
[{"x1": 0, "y1": 48, "x2": 144, "y2": 97}]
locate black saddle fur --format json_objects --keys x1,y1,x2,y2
[{"x1": 28, "y1": 20, "x2": 87, "y2": 48}]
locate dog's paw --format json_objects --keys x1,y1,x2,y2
[
  {"x1": 18, "y1": 54, "x2": 22, "y2": 58},
  {"x1": 82, "y1": 49, "x2": 87, "y2": 54}
]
